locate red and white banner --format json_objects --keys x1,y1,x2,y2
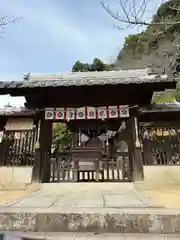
[
  {"x1": 45, "y1": 105, "x2": 129, "y2": 120},
  {"x1": 108, "y1": 106, "x2": 118, "y2": 119},
  {"x1": 87, "y1": 107, "x2": 96, "y2": 119},
  {"x1": 76, "y1": 107, "x2": 86, "y2": 120},
  {"x1": 119, "y1": 105, "x2": 129, "y2": 118},
  {"x1": 97, "y1": 106, "x2": 107, "y2": 119},
  {"x1": 45, "y1": 108, "x2": 54, "y2": 120},
  {"x1": 66, "y1": 108, "x2": 76, "y2": 120},
  {"x1": 56, "y1": 108, "x2": 65, "y2": 120}
]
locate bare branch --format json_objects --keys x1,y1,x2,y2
[
  {"x1": 0, "y1": 16, "x2": 22, "y2": 28},
  {"x1": 101, "y1": 0, "x2": 180, "y2": 28}
]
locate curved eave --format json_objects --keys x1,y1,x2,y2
[{"x1": 0, "y1": 78, "x2": 178, "y2": 96}]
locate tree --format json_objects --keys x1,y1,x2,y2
[
  {"x1": 52, "y1": 123, "x2": 72, "y2": 152},
  {"x1": 72, "y1": 61, "x2": 91, "y2": 72},
  {"x1": 72, "y1": 58, "x2": 114, "y2": 72},
  {"x1": 91, "y1": 58, "x2": 107, "y2": 71}
]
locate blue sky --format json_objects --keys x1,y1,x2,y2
[{"x1": 0, "y1": 0, "x2": 162, "y2": 107}]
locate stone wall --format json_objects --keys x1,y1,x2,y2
[{"x1": 135, "y1": 165, "x2": 180, "y2": 190}]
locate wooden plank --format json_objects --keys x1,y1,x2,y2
[{"x1": 116, "y1": 157, "x2": 121, "y2": 180}]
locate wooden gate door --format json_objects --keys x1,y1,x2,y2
[{"x1": 101, "y1": 126, "x2": 132, "y2": 182}]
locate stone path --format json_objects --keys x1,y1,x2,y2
[
  {"x1": 0, "y1": 184, "x2": 40, "y2": 205},
  {"x1": 0, "y1": 190, "x2": 33, "y2": 205},
  {"x1": 144, "y1": 189, "x2": 180, "y2": 209},
  {"x1": 0, "y1": 183, "x2": 162, "y2": 209},
  {"x1": 2, "y1": 183, "x2": 180, "y2": 234}
]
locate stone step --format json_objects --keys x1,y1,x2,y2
[
  {"x1": 1, "y1": 208, "x2": 180, "y2": 234},
  {"x1": 2, "y1": 232, "x2": 180, "y2": 240}
]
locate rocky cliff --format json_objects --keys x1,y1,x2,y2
[{"x1": 115, "y1": 0, "x2": 180, "y2": 75}]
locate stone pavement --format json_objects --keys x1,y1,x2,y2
[
  {"x1": 0, "y1": 183, "x2": 162, "y2": 209},
  {"x1": 0, "y1": 183, "x2": 180, "y2": 234}
]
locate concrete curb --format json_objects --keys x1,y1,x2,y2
[{"x1": 1, "y1": 208, "x2": 180, "y2": 233}]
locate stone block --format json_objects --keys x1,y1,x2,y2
[
  {"x1": 12, "y1": 167, "x2": 33, "y2": 184},
  {"x1": 0, "y1": 213, "x2": 36, "y2": 231},
  {"x1": 0, "y1": 167, "x2": 13, "y2": 185},
  {"x1": 0, "y1": 212, "x2": 180, "y2": 233},
  {"x1": 135, "y1": 166, "x2": 180, "y2": 190}
]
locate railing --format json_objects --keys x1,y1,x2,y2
[
  {"x1": 50, "y1": 152, "x2": 131, "y2": 182},
  {"x1": 0, "y1": 129, "x2": 37, "y2": 166}
]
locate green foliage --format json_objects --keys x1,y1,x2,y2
[
  {"x1": 175, "y1": 81, "x2": 180, "y2": 101},
  {"x1": 52, "y1": 123, "x2": 72, "y2": 152},
  {"x1": 153, "y1": 0, "x2": 178, "y2": 22},
  {"x1": 72, "y1": 58, "x2": 114, "y2": 72},
  {"x1": 118, "y1": 0, "x2": 180, "y2": 60},
  {"x1": 72, "y1": 61, "x2": 90, "y2": 72},
  {"x1": 174, "y1": 90, "x2": 180, "y2": 102},
  {"x1": 152, "y1": 91, "x2": 176, "y2": 104}
]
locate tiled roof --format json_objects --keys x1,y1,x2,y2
[
  {"x1": 0, "y1": 70, "x2": 176, "y2": 89},
  {"x1": 140, "y1": 103, "x2": 180, "y2": 113}
]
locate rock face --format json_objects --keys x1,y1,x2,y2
[
  {"x1": 114, "y1": 0, "x2": 180, "y2": 75},
  {"x1": 116, "y1": 38, "x2": 177, "y2": 74}
]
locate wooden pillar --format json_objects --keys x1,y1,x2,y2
[
  {"x1": 32, "y1": 121, "x2": 41, "y2": 182},
  {"x1": 0, "y1": 138, "x2": 7, "y2": 166},
  {"x1": 40, "y1": 118, "x2": 52, "y2": 183},
  {"x1": 32, "y1": 148, "x2": 41, "y2": 182},
  {"x1": 142, "y1": 138, "x2": 153, "y2": 165},
  {"x1": 0, "y1": 120, "x2": 7, "y2": 166},
  {"x1": 32, "y1": 118, "x2": 52, "y2": 183},
  {"x1": 128, "y1": 115, "x2": 144, "y2": 181}
]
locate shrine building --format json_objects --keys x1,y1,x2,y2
[{"x1": 0, "y1": 69, "x2": 178, "y2": 185}]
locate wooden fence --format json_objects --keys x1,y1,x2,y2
[
  {"x1": 140, "y1": 126, "x2": 180, "y2": 165},
  {"x1": 0, "y1": 129, "x2": 37, "y2": 166}
]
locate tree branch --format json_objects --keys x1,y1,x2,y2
[
  {"x1": 0, "y1": 16, "x2": 22, "y2": 28},
  {"x1": 101, "y1": 0, "x2": 180, "y2": 28}
]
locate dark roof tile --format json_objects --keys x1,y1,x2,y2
[{"x1": 0, "y1": 70, "x2": 177, "y2": 89}]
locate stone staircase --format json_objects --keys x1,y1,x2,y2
[{"x1": 0, "y1": 183, "x2": 180, "y2": 236}]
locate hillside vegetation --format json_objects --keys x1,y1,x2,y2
[
  {"x1": 118, "y1": 0, "x2": 179, "y2": 60},
  {"x1": 116, "y1": 0, "x2": 180, "y2": 103}
]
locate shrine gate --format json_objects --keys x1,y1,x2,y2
[{"x1": 0, "y1": 70, "x2": 177, "y2": 183}]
